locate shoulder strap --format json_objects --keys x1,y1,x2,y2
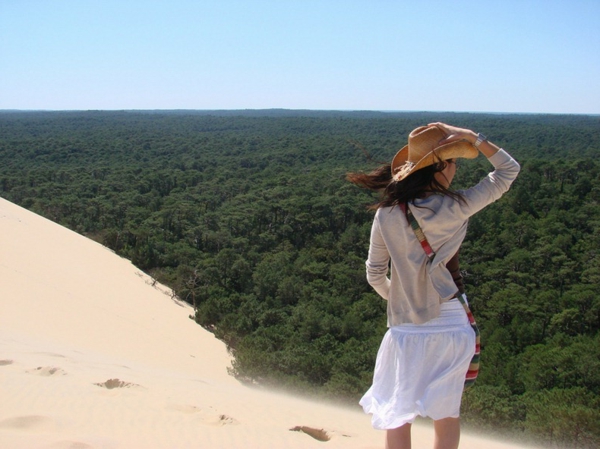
[
  {"x1": 399, "y1": 202, "x2": 436, "y2": 262},
  {"x1": 400, "y1": 203, "x2": 480, "y2": 387}
]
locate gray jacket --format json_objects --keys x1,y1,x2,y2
[{"x1": 366, "y1": 149, "x2": 520, "y2": 325}]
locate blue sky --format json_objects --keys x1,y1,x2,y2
[{"x1": 1, "y1": 0, "x2": 599, "y2": 113}]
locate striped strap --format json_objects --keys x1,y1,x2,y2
[
  {"x1": 399, "y1": 203, "x2": 435, "y2": 262},
  {"x1": 400, "y1": 202, "x2": 480, "y2": 387},
  {"x1": 456, "y1": 293, "x2": 481, "y2": 387}
]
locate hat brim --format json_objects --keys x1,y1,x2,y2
[{"x1": 391, "y1": 140, "x2": 478, "y2": 181}]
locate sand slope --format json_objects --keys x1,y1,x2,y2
[{"x1": 0, "y1": 197, "x2": 538, "y2": 449}]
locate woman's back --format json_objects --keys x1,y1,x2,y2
[
  {"x1": 366, "y1": 148, "x2": 520, "y2": 325},
  {"x1": 352, "y1": 123, "x2": 520, "y2": 449}
]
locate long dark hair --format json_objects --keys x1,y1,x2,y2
[{"x1": 347, "y1": 159, "x2": 465, "y2": 210}]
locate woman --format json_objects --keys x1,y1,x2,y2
[{"x1": 348, "y1": 122, "x2": 520, "y2": 449}]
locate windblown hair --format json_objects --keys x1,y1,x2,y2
[{"x1": 346, "y1": 159, "x2": 465, "y2": 210}]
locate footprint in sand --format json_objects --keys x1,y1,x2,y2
[
  {"x1": 205, "y1": 413, "x2": 238, "y2": 426},
  {"x1": 27, "y1": 366, "x2": 67, "y2": 376},
  {"x1": 290, "y1": 426, "x2": 352, "y2": 442},
  {"x1": 167, "y1": 404, "x2": 239, "y2": 426},
  {"x1": 93, "y1": 378, "x2": 143, "y2": 389},
  {"x1": 0, "y1": 415, "x2": 54, "y2": 430},
  {"x1": 0, "y1": 359, "x2": 14, "y2": 366}
]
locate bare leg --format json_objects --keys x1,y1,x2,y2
[
  {"x1": 433, "y1": 418, "x2": 460, "y2": 449},
  {"x1": 386, "y1": 423, "x2": 411, "y2": 449}
]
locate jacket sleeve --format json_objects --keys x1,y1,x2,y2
[
  {"x1": 460, "y1": 149, "x2": 521, "y2": 218},
  {"x1": 365, "y1": 213, "x2": 391, "y2": 300}
]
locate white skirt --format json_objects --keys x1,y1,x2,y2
[{"x1": 359, "y1": 299, "x2": 476, "y2": 430}]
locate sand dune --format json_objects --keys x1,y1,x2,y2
[{"x1": 0, "y1": 197, "x2": 539, "y2": 449}]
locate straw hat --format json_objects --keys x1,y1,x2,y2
[{"x1": 391, "y1": 125, "x2": 478, "y2": 181}]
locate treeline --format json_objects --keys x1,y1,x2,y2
[{"x1": 1, "y1": 111, "x2": 599, "y2": 448}]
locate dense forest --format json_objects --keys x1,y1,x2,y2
[{"x1": 1, "y1": 110, "x2": 599, "y2": 448}]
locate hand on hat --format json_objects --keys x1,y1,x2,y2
[
  {"x1": 428, "y1": 122, "x2": 500, "y2": 158},
  {"x1": 427, "y1": 122, "x2": 477, "y2": 147}
]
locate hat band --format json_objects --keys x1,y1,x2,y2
[{"x1": 393, "y1": 161, "x2": 415, "y2": 181}]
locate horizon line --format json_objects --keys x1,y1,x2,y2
[{"x1": 1, "y1": 108, "x2": 599, "y2": 117}]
